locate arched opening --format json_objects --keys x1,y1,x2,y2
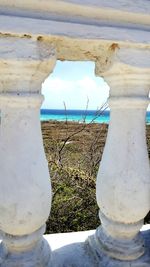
[
  {"x1": 41, "y1": 61, "x2": 109, "y2": 233},
  {"x1": 41, "y1": 61, "x2": 150, "y2": 233}
]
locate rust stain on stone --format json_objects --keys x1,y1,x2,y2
[
  {"x1": 109, "y1": 43, "x2": 120, "y2": 51},
  {"x1": 0, "y1": 32, "x2": 15, "y2": 37},
  {"x1": 37, "y1": 36, "x2": 43, "y2": 41},
  {"x1": 22, "y1": 34, "x2": 32, "y2": 39}
]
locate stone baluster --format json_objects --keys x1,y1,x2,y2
[
  {"x1": 0, "y1": 37, "x2": 56, "y2": 266},
  {"x1": 88, "y1": 47, "x2": 150, "y2": 266}
]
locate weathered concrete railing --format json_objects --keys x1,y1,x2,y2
[
  {"x1": 0, "y1": 37, "x2": 56, "y2": 266},
  {"x1": 89, "y1": 48, "x2": 150, "y2": 264},
  {"x1": 0, "y1": 1, "x2": 149, "y2": 266}
]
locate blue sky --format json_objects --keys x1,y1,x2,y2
[
  {"x1": 42, "y1": 61, "x2": 150, "y2": 111},
  {"x1": 42, "y1": 61, "x2": 109, "y2": 110}
]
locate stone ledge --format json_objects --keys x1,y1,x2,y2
[
  {"x1": 45, "y1": 225, "x2": 150, "y2": 267},
  {"x1": 45, "y1": 229, "x2": 95, "y2": 251}
]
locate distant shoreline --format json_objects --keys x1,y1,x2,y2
[{"x1": 40, "y1": 109, "x2": 150, "y2": 124}]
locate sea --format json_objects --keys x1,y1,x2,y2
[{"x1": 40, "y1": 109, "x2": 150, "y2": 124}]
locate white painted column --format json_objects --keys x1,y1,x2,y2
[
  {"x1": 88, "y1": 48, "x2": 150, "y2": 265},
  {"x1": 0, "y1": 37, "x2": 56, "y2": 266}
]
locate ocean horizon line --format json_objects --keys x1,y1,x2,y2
[
  {"x1": 40, "y1": 109, "x2": 150, "y2": 124},
  {"x1": 41, "y1": 108, "x2": 150, "y2": 112},
  {"x1": 41, "y1": 108, "x2": 110, "y2": 112}
]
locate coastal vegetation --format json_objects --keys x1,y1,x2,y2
[{"x1": 41, "y1": 121, "x2": 150, "y2": 234}]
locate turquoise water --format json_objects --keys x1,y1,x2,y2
[
  {"x1": 40, "y1": 109, "x2": 150, "y2": 124},
  {"x1": 40, "y1": 113, "x2": 109, "y2": 123},
  {"x1": 40, "y1": 110, "x2": 110, "y2": 123}
]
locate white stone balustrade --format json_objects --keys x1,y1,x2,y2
[
  {"x1": 87, "y1": 48, "x2": 150, "y2": 266},
  {"x1": 0, "y1": 37, "x2": 56, "y2": 266},
  {"x1": 0, "y1": 1, "x2": 149, "y2": 267}
]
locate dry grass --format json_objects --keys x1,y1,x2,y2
[{"x1": 41, "y1": 121, "x2": 150, "y2": 233}]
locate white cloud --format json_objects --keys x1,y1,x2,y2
[{"x1": 42, "y1": 76, "x2": 109, "y2": 110}]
